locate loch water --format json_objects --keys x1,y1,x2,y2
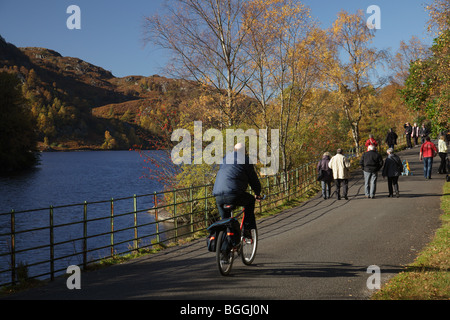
[{"x1": 0, "y1": 150, "x2": 168, "y2": 284}]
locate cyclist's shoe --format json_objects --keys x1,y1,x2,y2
[
  {"x1": 243, "y1": 229, "x2": 252, "y2": 240},
  {"x1": 221, "y1": 251, "x2": 231, "y2": 264}
]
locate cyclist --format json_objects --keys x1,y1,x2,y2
[{"x1": 212, "y1": 143, "x2": 262, "y2": 238}]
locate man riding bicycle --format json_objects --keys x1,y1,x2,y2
[{"x1": 212, "y1": 143, "x2": 262, "y2": 238}]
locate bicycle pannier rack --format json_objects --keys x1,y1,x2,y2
[{"x1": 206, "y1": 218, "x2": 241, "y2": 252}]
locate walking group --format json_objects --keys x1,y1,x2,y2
[
  {"x1": 404, "y1": 122, "x2": 449, "y2": 178},
  {"x1": 317, "y1": 127, "x2": 449, "y2": 201}
]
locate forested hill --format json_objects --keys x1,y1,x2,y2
[{"x1": 0, "y1": 35, "x2": 217, "y2": 151}]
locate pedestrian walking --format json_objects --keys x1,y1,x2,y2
[
  {"x1": 385, "y1": 128, "x2": 398, "y2": 151},
  {"x1": 438, "y1": 135, "x2": 448, "y2": 174},
  {"x1": 328, "y1": 148, "x2": 351, "y2": 200},
  {"x1": 404, "y1": 122, "x2": 413, "y2": 149},
  {"x1": 365, "y1": 134, "x2": 378, "y2": 151},
  {"x1": 317, "y1": 152, "x2": 333, "y2": 199},
  {"x1": 419, "y1": 136, "x2": 437, "y2": 179},
  {"x1": 382, "y1": 148, "x2": 402, "y2": 198},
  {"x1": 360, "y1": 144, "x2": 383, "y2": 199},
  {"x1": 411, "y1": 123, "x2": 420, "y2": 146},
  {"x1": 419, "y1": 124, "x2": 429, "y2": 144}
]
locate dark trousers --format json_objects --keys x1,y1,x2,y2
[
  {"x1": 215, "y1": 192, "x2": 256, "y2": 229},
  {"x1": 387, "y1": 176, "x2": 399, "y2": 196},
  {"x1": 423, "y1": 157, "x2": 433, "y2": 179},
  {"x1": 335, "y1": 179, "x2": 348, "y2": 199},
  {"x1": 438, "y1": 153, "x2": 447, "y2": 174},
  {"x1": 406, "y1": 135, "x2": 412, "y2": 148}
]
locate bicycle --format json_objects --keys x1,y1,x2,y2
[{"x1": 209, "y1": 196, "x2": 264, "y2": 276}]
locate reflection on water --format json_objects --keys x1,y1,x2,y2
[{"x1": 0, "y1": 150, "x2": 178, "y2": 284}]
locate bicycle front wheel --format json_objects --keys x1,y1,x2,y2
[
  {"x1": 241, "y1": 228, "x2": 258, "y2": 265},
  {"x1": 216, "y1": 230, "x2": 234, "y2": 276}
]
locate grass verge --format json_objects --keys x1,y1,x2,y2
[{"x1": 372, "y1": 180, "x2": 450, "y2": 300}]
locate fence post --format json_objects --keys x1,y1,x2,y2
[
  {"x1": 189, "y1": 185, "x2": 193, "y2": 233},
  {"x1": 83, "y1": 201, "x2": 87, "y2": 269},
  {"x1": 259, "y1": 178, "x2": 263, "y2": 215},
  {"x1": 173, "y1": 189, "x2": 178, "y2": 242},
  {"x1": 301, "y1": 165, "x2": 306, "y2": 196},
  {"x1": 274, "y1": 174, "x2": 278, "y2": 205},
  {"x1": 133, "y1": 194, "x2": 138, "y2": 250},
  {"x1": 290, "y1": 170, "x2": 293, "y2": 199},
  {"x1": 10, "y1": 209, "x2": 15, "y2": 285},
  {"x1": 49, "y1": 205, "x2": 54, "y2": 281},
  {"x1": 154, "y1": 192, "x2": 160, "y2": 244},
  {"x1": 110, "y1": 198, "x2": 114, "y2": 257},
  {"x1": 204, "y1": 185, "x2": 208, "y2": 227}
]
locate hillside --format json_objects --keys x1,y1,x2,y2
[{"x1": 0, "y1": 35, "x2": 220, "y2": 151}]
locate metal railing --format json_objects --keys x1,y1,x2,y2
[{"x1": 0, "y1": 136, "x2": 405, "y2": 288}]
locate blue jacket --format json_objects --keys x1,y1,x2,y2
[{"x1": 212, "y1": 152, "x2": 261, "y2": 196}]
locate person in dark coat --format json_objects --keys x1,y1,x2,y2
[
  {"x1": 360, "y1": 145, "x2": 384, "y2": 199},
  {"x1": 213, "y1": 143, "x2": 262, "y2": 232},
  {"x1": 404, "y1": 122, "x2": 412, "y2": 149},
  {"x1": 317, "y1": 152, "x2": 333, "y2": 199},
  {"x1": 411, "y1": 123, "x2": 420, "y2": 146},
  {"x1": 382, "y1": 148, "x2": 402, "y2": 197},
  {"x1": 385, "y1": 128, "x2": 398, "y2": 151},
  {"x1": 419, "y1": 124, "x2": 429, "y2": 144}
]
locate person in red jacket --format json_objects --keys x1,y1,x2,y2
[
  {"x1": 365, "y1": 134, "x2": 378, "y2": 151},
  {"x1": 420, "y1": 136, "x2": 438, "y2": 179}
]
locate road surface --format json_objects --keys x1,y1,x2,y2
[{"x1": 3, "y1": 147, "x2": 445, "y2": 301}]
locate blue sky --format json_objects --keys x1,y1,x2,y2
[{"x1": 0, "y1": 0, "x2": 434, "y2": 78}]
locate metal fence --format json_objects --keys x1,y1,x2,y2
[{"x1": 0, "y1": 136, "x2": 405, "y2": 288}]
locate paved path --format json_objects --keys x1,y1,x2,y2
[{"x1": 3, "y1": 146, "x2": 445, "y2": 301}]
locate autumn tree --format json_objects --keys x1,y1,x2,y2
[
  {"x1": 0, "y1": 72, "x2": 39, "y2": 174},
  {"x1": 401, "y1": 8, "x2": 449, "y2": 135},
  {"x1": 390, "y1": 36, "x2": 431, "y2": 85},
  {"x1": 242, "y1": 0, "x2": 330, "y2": 176},
  {"x1": 425, "y1": 0, "x2": 450, "y2": 36},
  {"x1": 323, "y1": 10, "x2": 388, "y2": 153},
  {"x1": 102, "y1": 130, "x2": 118, "y2": 149},
  {"x1": 143, "y1": 0, "x2": 268, "y2": 127}
]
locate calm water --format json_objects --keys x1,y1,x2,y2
[
  {"x1": 0, "y1": 150, "x2": 163, "y2": 212},
  {"x1": 0, "y1": 150, "x2": 169, "y2": 284}
]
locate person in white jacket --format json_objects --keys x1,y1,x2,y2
[
  {"x1": 438, "y1": 135, "x2": 448, "y2": 174},
  {"x1": 328, "y1": 148, "x2": 351, "y2": 200}
]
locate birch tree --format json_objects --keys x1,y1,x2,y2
[
  {"x1": 243, "y1": 0, "x2": 328, "y2": 175},
  {"x1": 324, "y1": 10, "x2": 388, "y2": 153},
  {"x1": 143, "y1": 0, "x2": 266, "y2": 126}
]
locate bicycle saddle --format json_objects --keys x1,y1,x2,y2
[{"x1": 222, "y1": 204, "x2": 236, "y2": 211}]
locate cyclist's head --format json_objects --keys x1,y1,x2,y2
[{"x1": 234, "y1": 143, "x2": 244, "y2": 152}]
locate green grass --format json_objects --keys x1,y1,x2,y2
[{"x1": 372, "y1": 181, "x2": 450, "y2": 300}]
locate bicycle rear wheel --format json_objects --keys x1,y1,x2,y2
[
  {"x1": 216, "y1": 230, "x2": 234, "y2": 276},
  {"x1": 241, "y1": 228, "x2": 258, "y2": 265}
]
